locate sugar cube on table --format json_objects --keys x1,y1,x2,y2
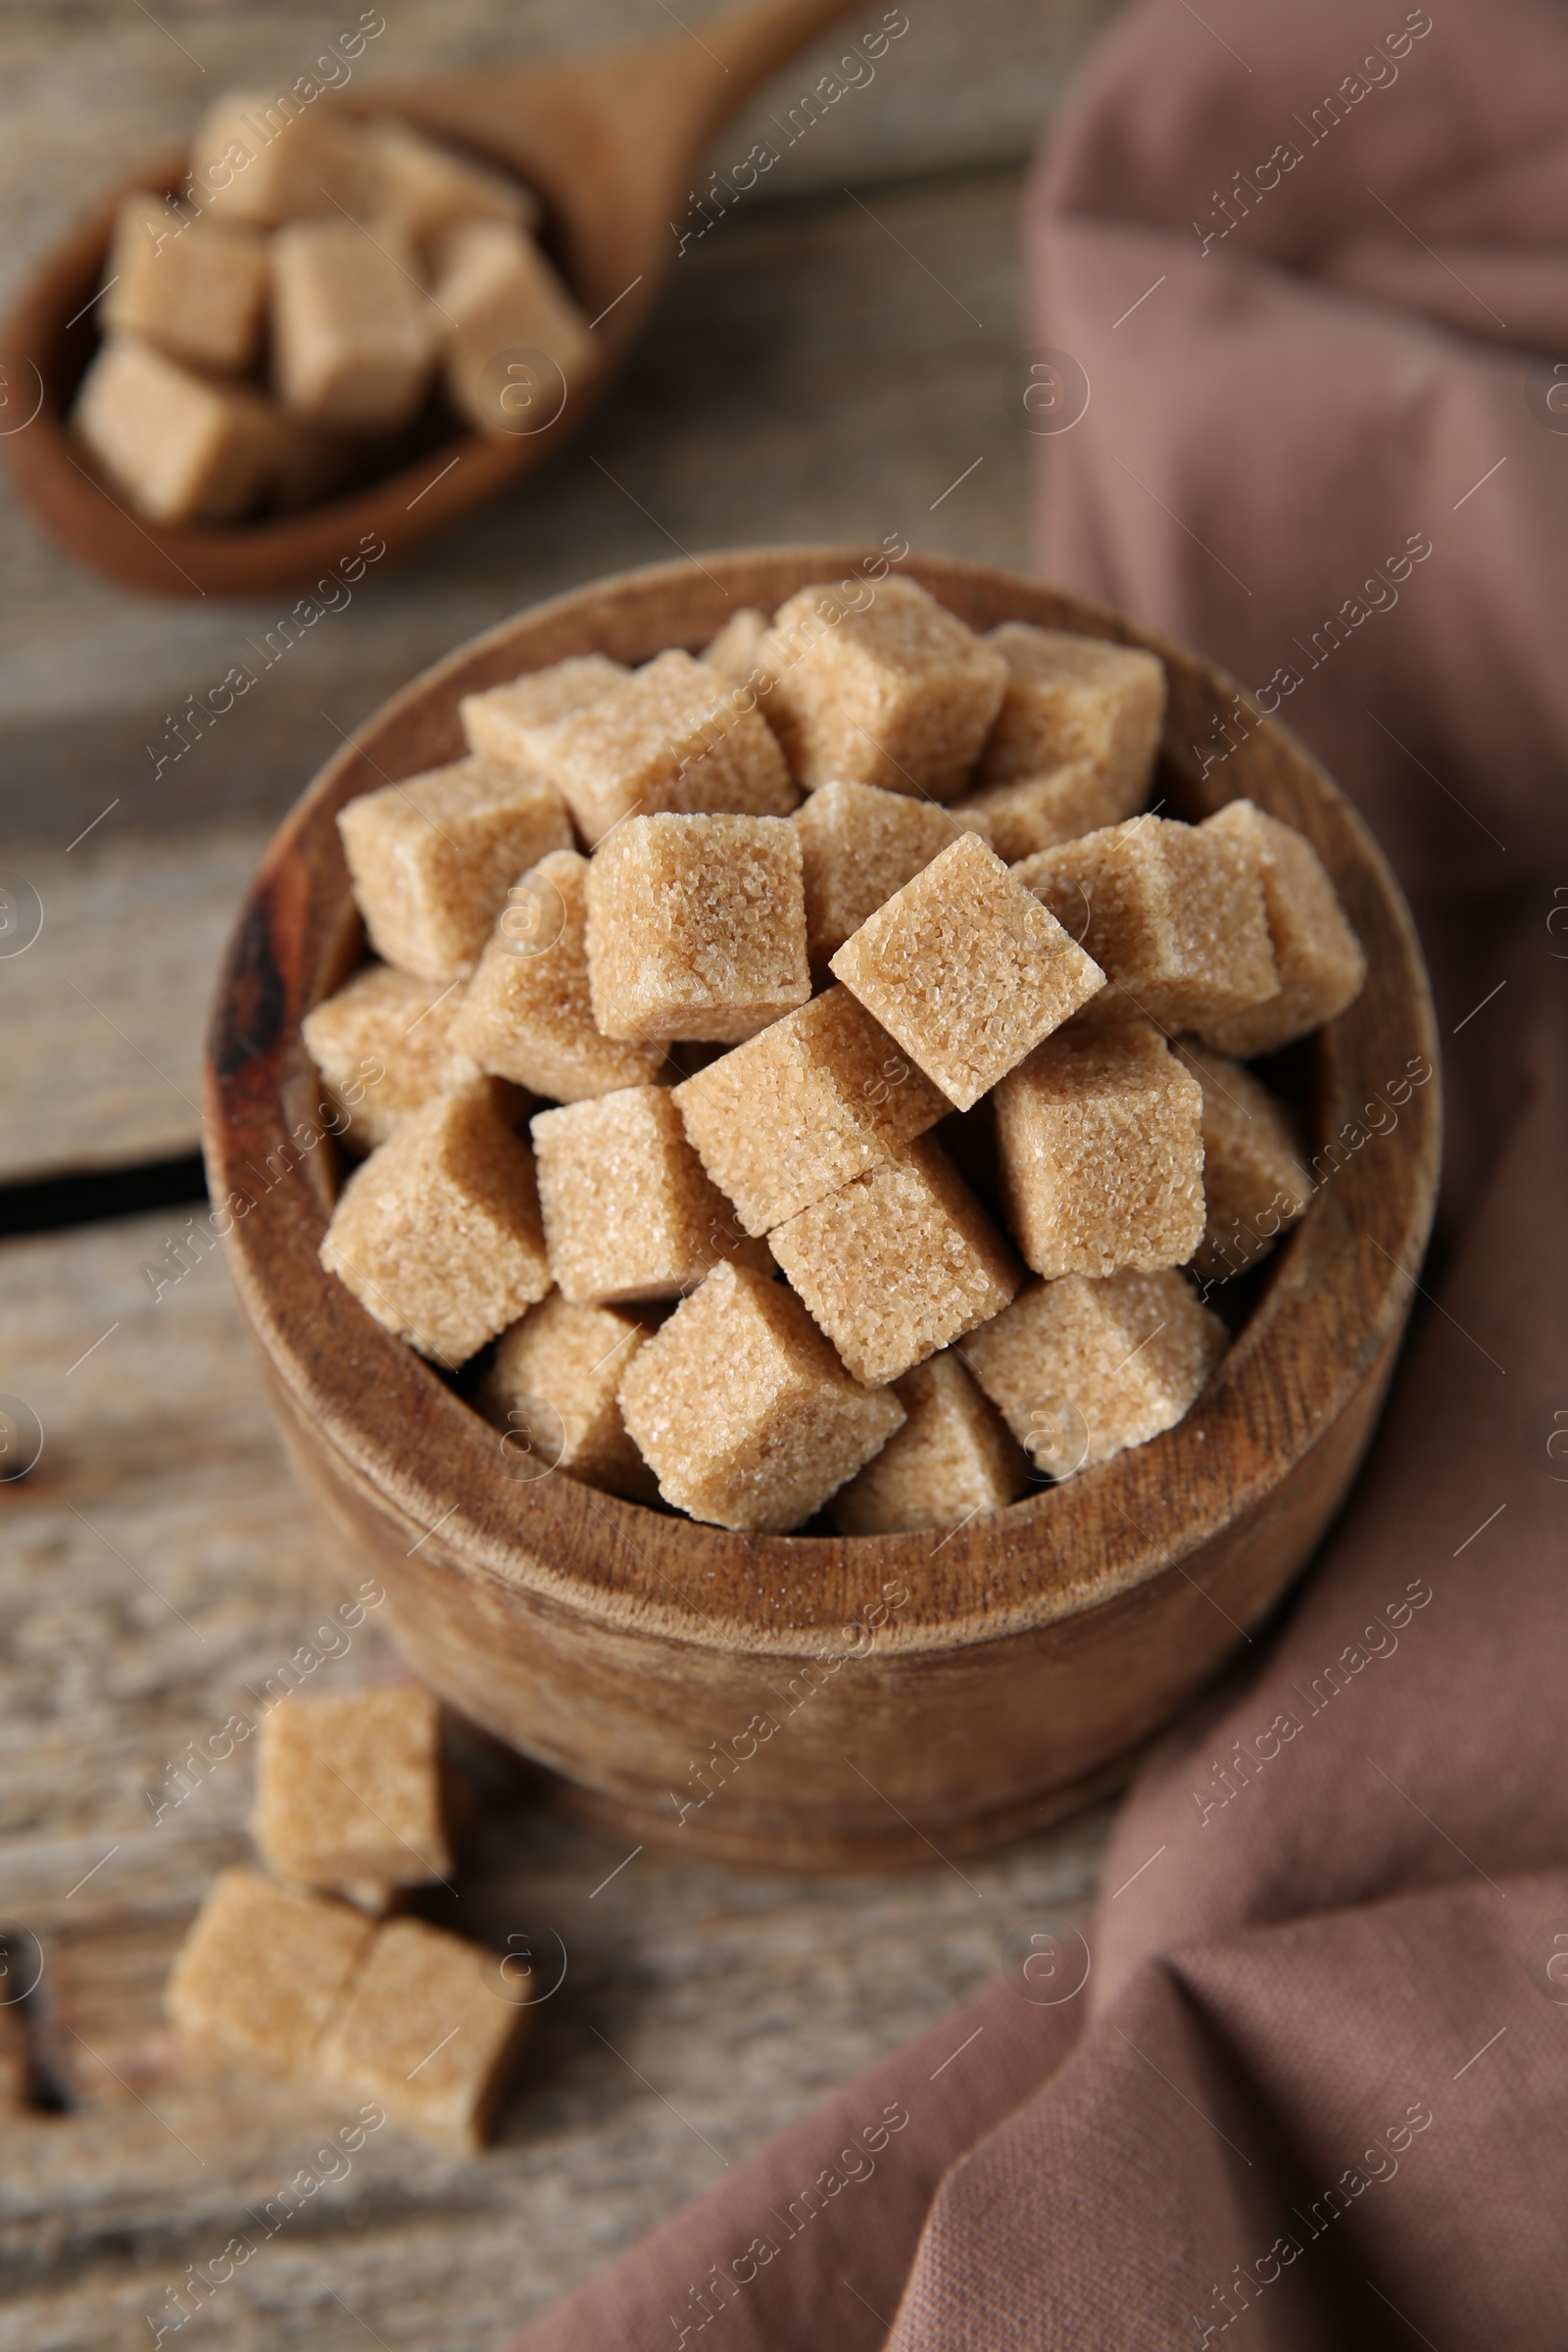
[
  {"x1": 272, "y1": 219, "x2": 441, "y2": 431},
  {"x1": 460, "y1": 654, "x2": 627, "y2": 773},
  {"x1": 1016, "y1": 815, "x2": 1278, "y2": 1037},
  {"x1": 531, "y1": 1085, "x2": 758, "y2": 1304},
  {"x1": 793, "y1": 779, "x2": 986, "y2": 969},
  {"x1": 702, "y1": 607, "x2": 773, "y2": 683},
  {"x1": 964, "y1": 1268, "x2": 1226, "y2": 1478},
  {"x1": 189, "y1": 89, "x2": 381, "y2": 225},
  {"x1": 994, "y1": 1020, "x2": 1205, "y2": 1280},
  {"x1": 761, "y1": 575, "x2": 1008, "y2": 801},
  {"x1": 303, "y1": 962, "x2": 489, "y2": 1152},
  {"x1": 74, "y1": 336, "x2": 276, "y2": 523},
  {"x1": 768, "y1": 1135, "x2": 1019, "y2": 1387},
  {"x1": 166, "y1": 1867, "x2": 373, "y2": 2074},
  {"x1": 586, "y1": 812, "x2": 809, "y2": 1045},
  {"x1": 978, "y1": 622, "x2": 1165, "y2": 801},
  {"x1": 252, "y1": 1688, "x2": 452, "y2": 1909},
  {"x1": 320, "y1": 1088, "x2": 552, "y2": 1366},
  {"x1": 318, "y1": 1916, "x2": 531, "y2": 2152},
  {"x1": 830, "y1": 832, "x2": 1104, "y2": 1111},
  {"x1": 103, "y1": 196, "x2": 270, "y2": 374},
  {"x1": 529, "y1": 649, "x2": 796, "y2": 846},
  {"x1": 1194, "y1": 801, "x2": 1366, "y2": 1055},
  {"x1": 450, "y1": 849, "x2": 665, "y2": 1102},
  {"x1": 671, "y1": 985, "x2": 949, "y2": 1236},
  {"x1": 833, "y1": 1350, "x2": 1030, "y2": 1535},
  {"x1": 436, "y1": 220, "x2": 594, "y2": 435},
  {"x1": 1176, "y1": 1043, "x2": 1311, "y2": 1283},
  {"x1": 364, "y1": 118, "x2": 537, "y2": 249},
  {"x1": 479, "y1": 1291, "x2": 657, "y2": 1501},
  {"x1": 617, "y1": 1259, "x2": 904, "y2": 1532},
  {"x1": 954, "y1": 760, "x2": 1130, "y2": 863},
  {"x1": 338, "y1": 759, "x2": 572, "y2": 984}
]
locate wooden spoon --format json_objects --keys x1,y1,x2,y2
[{"x1": 0, "y1": 0, "x2": 857, "y2": 598}]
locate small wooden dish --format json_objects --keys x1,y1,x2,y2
[{"x1": 205, "y1": 548, "x2": 1441, "y2": 1873}]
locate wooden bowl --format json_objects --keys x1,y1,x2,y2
[{"x1": 205, "y1": 547, "x2": 1441, "y2": 1872}]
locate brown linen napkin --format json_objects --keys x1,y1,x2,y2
[{"x1": 508, "y1": 2, "x2": 1568, "y2": 2341}]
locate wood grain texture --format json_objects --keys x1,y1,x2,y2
[
  {"x1": 0, "y1": 1213, "x2": 1110, "y2": 2349},
  {"x1": 205, "y1": 547, "x2": 1443, "y2": 1872}
]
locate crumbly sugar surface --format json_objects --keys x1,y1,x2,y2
[
  {"x1": 318, "y1": 1916, "x2": 531, "y2": 2151},
  {"x1": 616, "y1": 1259, "x2": 904, "y2": 1532},
  {"x1": 829, "y1": 832, "x2": 1104, "y2": 1111},
  {"x1": 793, "y1": 779, "x2": 981, "y2": 967},
  {"x1": 1016, "y1": 816, "x2": 1279, "y2": 1034},
  {"x1": 165, "y1": 1867, "x2": 373, "y2": 2073},
  {"x1": 768, "y1": 1136, "x2": 1020, "y2": 1387},
  {"x1": 760, "y1": 577, "x2": 1008, "y2": 801},
  {"x1": 479, "y1": 1291, "x2": 657, "y2": 1499},
  {"x1": 531, "y1": 649, "x2": 796, "y2": 846},
  {"x1": 303, "y1": 963, "x2": 484, "y2": 1152},
  {"x1": 702, "y1": 607, "x2": 773, "y2": 683},
  {"x1": 955, "y1": 760, "x2": 1135, "y2": 862},
  {"x1": 995, "y1": 1020, "x2": 1205, "y2": 1279},
  {"x1": 271, "y1": 220, "x2": 438, "y2": 432},
  {"x1": 337, "y1": 758, "x2": 572, "y2": 983},
  {"x1": 1196, "y1": 801, "x2": 1367, "y2": 1054},
  {"x1": 1176, "y1": 1043, "x2": 1311, "y2": 1281},
  {"x1": 251, "y1": 1688, "x2": 451, "y2": 1892},
  {"x1": 74, "y1": 335, "x2": 277, "y2": 524},
  {"x1": 460, "y1": 654, "x2": 627, "y2": 771},
  {"x1": 979, "y1": 622, "x2": 1165, "y2": 797},
  {"x1": 449, "y1": 849, "x2": 665, "y2": 1100},
  {"x1": 672, "y1": 985, "x2": 950, "y2": 1236},
  {"x1": 320, "y1": 1088, "x2": 552, "y2": 1365},
  {"x1": 833, "y1": 1350, "x2": 1029, "y2": 1534},
  {"x1": 585, "y1": 813, "x2": 810, "y2": 1045},
  {"x1": 105, "y1": 197, "x2": 270, "y2": 374},
  {"x1": 963, "y1": 1268, "x2": 1226, "y2": 1475},
  {"x1": 530, "y1": 1085, "x2": 758, "y2": 1303}
]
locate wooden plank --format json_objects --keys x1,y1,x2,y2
[{"x1": 0, "y1": 1211, "x2": 1109, "y2": 2347}]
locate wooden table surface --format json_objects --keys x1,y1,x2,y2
[{"x1": 0, "y1": 7, "x2": 1119, "y2": 2341}]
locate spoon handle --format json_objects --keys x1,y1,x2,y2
[{"x1": 697, "y1": 0, "x2": 866, "y2": 95}]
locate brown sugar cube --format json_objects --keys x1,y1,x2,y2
[
  {"x1": 760, "y1": 576, "x2": 1007, "y2": 801},
  {"x1": 272, "y1": 220, "x2": 441, "y2": 431},
  {"x1": 529, "y1": 649, "x2": 796, "y2": 847},
  {"x1": 74, "y1": 336, "x2": 276, "y2": 523},
  {"x1": 1016, "y1": 815, "x2": 1279, "y2": 1037},
  {"x1": 166, "y1": 1867, "x2": 372, "y2": 2074},
  {"x1": 449, "y1": 849, "x2": 664, "y2": 1102},
  {"x1": 102, "y1": 197, "x2": 269, "y2": 374},
  {"x1": 793, "y1": 779, "x2": 986, "y2": 969},
  {"x1": 702, "y1": 607, "x2": 773, "y2": 684},
  {"x1": 321, "y1": 1088, "x2": 551, "y2": 1365},
  {"x1": 338, "y1": 759, "x2": 572, "y2": 984},
  {"x1": 954, "y1": 759, "x2": 1137, "y2": 862},
  {"x1": 617, "y1": 1259, "x2": 904, "y2": 1531},
  {"x1": 318, "y1": 1916, "x2": 531, "y2": 2152},
  {"x1": 365, "y1": 118, "x2": 537, "y2": 248},
  {"x1": 460, "y1": 654, "x2": 627, "y2": 774},
  {"x1": 479, "y1": 1291, "x2": 658, "y2": 1501},
  {"x1": 1195, "y1": 802, "x2": 1367, "y2": 1055},
  {"x1": 189, "y1": 89, "x2": 381, "y2": 225},
  {"x1": 979, "y1": 623, "x2": 1165, "y2": 802},
  {"x1": 833, "y1": 1350, "x2": 1030, "y2": 1535},
  {"x1": 585, "y1": 812, "x2": 810, "y2": 1045},
  {"x1": 252, "y1": 1688, "x2": 452, "y2": 1904},
  {"x1": 829, "y1": 832, "x2": 1104, "y2": 1112},
  {"x1": 303, "y1": 963, "x2": 489, "y2": 1152},
  {"x1": 964, "y1": 1268, "x2": 1226, "y2": 1478},
  {"x1": 1176, "y1": 1043, "x2": 1311, "y2": 1283},
  {"x1": 531, "y1": 1085, "x2": 760, "y2": 1304},
  {"x1": 672, "y1": 986, "x2": 950, "y2": 1236},
  {"x1": 437, "y1": 220, "x2": 594, "y2": 435},
  {"x1": 995, "y1": 1021, "x2": 1205, "y2": 1280},
  {"x1": 769, "y1": 1136, "x2": 1019, "y2": 1387}
]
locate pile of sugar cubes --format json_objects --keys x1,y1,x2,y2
[
  {"x1": 168, "y1": 1686, "x2": 532, "y2": 2150},
  {"x1": 73, "y1": 93, "x2": 587, "y2": 525},
  {"x1": 308, "y1": 576, "x2": 1366, "y2": 1536}
]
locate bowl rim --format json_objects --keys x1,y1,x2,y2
[{"x1": 204, "y1": 543, "x2": 1442, "y2": 1663}]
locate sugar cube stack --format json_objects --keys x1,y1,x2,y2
[{"x1": 311, "y1": 578, "x2": 1365, "y2": 1530}]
